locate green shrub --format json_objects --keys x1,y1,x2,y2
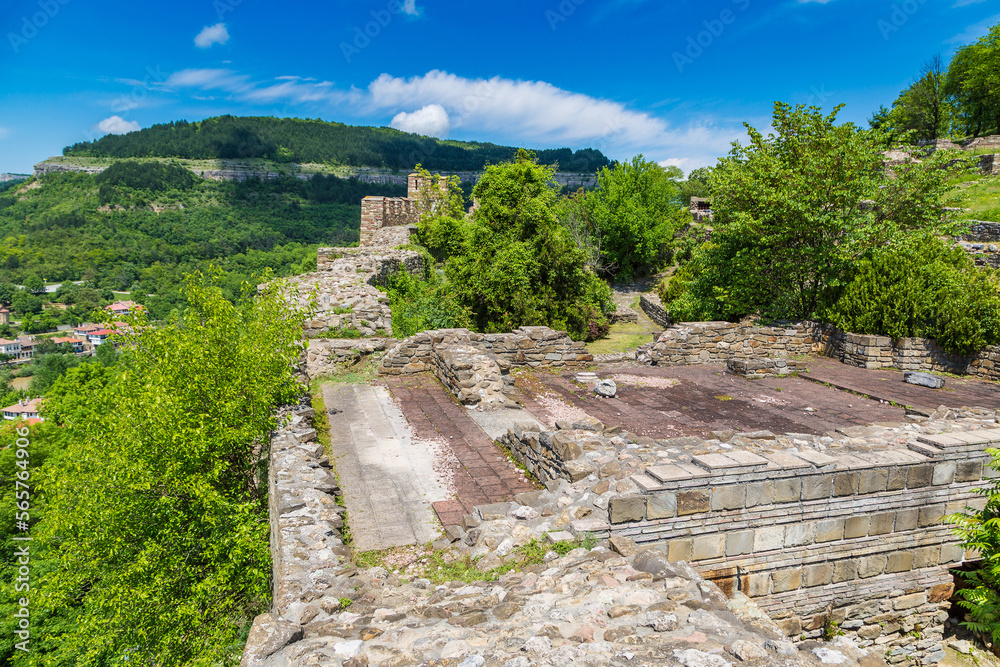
[
  {"x1": 825, "y1": 235, "x2": 1000, "y2": 355},
  {"x1": 385, "y1": 268, "x2": 470, "y2": 339}
]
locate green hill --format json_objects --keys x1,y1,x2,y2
[
  {"x1": 63, "y1": 115, "x2": 612, "y2": 173},
  {"x1": 0, "y1": 163, "x2": 407, "y2": 321}
]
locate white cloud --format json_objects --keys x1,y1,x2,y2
[
  {"x1": 948, "y1": 12, "x2": 1000, "y2": 43},
  {"x1": 401, "y1": 0, "x2": 422, "y2": 16},
  {"x1": 194, "y1": 23, "x2": 230, "y2": 48},
  {"x1": 391, "y1": 104, "x2": 451, "y2": 137},
  {"x1": 159, "y1": 67, "x2": 745, "y2": 168},
  {"x1": 96, "y1": 116, "x2": 140, "y2": 135}
]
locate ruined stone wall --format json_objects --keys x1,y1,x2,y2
[
  {"x1": 643, "y1": 320, "x2": 1000, "y2": 381},
  {"x1": 963, "y1": 135, "x2": 1000, "y2": 150},
  {"x1": 640, "y1": 293, "x2": 670, "y2": 328},
  {"x1": 378, "y1": 326, "x2": 593, "y2": 375},
  {"x1": 963, "y1": 221, "x2": 1000, "y2": 243},
  {"x1": 289, "y1": 248, "x2": 422, "y2": 338},
  {"x1": 498, "y1": 418, "x2": 1000, "y2": 665},
  {"x1": 359, "y1": 196, "x2": 419, "y2": 246},
  {"x1": 432, "y1": 344, "x2": 511, "y2": 408},
  {"x1": 978, "y1": 154, "x2": 1000, "y2": 176}
]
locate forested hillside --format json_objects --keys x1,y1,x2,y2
[
  {"x1": 0, "y1": 163, "x2": 406, "y2": 319},
  {"x1": 63, "y1": 116, "x2": 612, "y2": 173}
]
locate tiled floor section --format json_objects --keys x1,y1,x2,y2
[
  {"x1": 383, "y1": 375, "x2": 537, "y2": 527},
  {"x1": 800, "y1": 357, "x2": 1000, "y2": 415},
  {"x1": 519, "y1": 362, "x2": 907, "y2": 439}
]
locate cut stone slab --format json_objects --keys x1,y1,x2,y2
[
  {"x1": 322, "y1": 383, "x2": 450, "y2": 552},
  {"x1": 904, "y1": 371, "x2": 945, "y2": 389}
]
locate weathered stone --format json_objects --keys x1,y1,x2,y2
[
  {"x1": 594, "y1": 379, "x2": 617, "y2": 397},
  {"x1": 677, "y1": 489, "x2": 712, "y2": 515},
  {"x1": 240, "y1": 613, "x2": 303, "y2": 667},
  {"x1": 647, "y1": 492, "x2": 677, "y2": 519},
  {"x1": 609, "y1": 495, "x2": 645, "y2": 523},
  {"x1": 904, "y1": 371, "x2": 945, "y2": 389}
]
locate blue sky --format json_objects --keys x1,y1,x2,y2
[{"x1": 0, "y1": 0, "x2": 997, "y2": 174}]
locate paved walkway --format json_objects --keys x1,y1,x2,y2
[
  {"x1": 800, "y1": 357, "x2": 1000, "y2": 415},
  {"x1": 322, "y1": 383, "x2": 450, "y2": 552},
  {"x1": 384, "y1": 375, "x2": 537, "y2": 527}
]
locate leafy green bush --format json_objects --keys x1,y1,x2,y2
[
  {"x1": 385, "y1": 268, "x2": 469, "y2": 339},
  {"x1": 948, "y1": 453, "x2": 1000, "y2": 649},
  {"x1": 824, "y1": 235, "x2": 1000, "y2": 355}
]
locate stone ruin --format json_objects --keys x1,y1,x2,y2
[
  {"x1": 359, "y1": 172, "x2": 451, "y2": 248},
  {"x1": 690, "y1": 197, "x2": 713, "y2": 222}
]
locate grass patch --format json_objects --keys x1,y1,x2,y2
[
  {"x1": 715, "y1": 394, "x2": 733, "y2": 401},
  {"x1": 950, "y1": 174, "x2": 1000, "y2": 222},
  {"x1": 353, "y1": 537, "x2": 585, "y2": 584},
  {"x1": 309, "y1": 326, "x2": 363, "y2": 339},
  {"x1": 310, "y1": 357, "x2": 380, "y2": 387},
  {"x1": 586, "y1": 320, "x2": 658, "y2": 355}
]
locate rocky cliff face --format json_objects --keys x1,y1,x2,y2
[{"x1": 32, "y1": 158, "x2": 598, "y2": 188}]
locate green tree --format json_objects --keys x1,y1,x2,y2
[
  {"x1": 27, "y1": 353, "x2": 81, "y2": 395},
  {"x1": 0, "y1": 282, "x2": 15, "y2": 306},
  {"x1": 11, "y1": 291, "x2": 42, "y2": 315},
  {"x1": 888, "y1": 56, "x2": 952, "y2": 141},
  {"x1": 668, "y1": 102, "x2": 954, "y2": 322},
  {"x1": 34, "y1": 272, "x2": 307, "y2": 665},
  {"x1": 947, "y1": 23, "x2": 1000, "y2": 137},
  {"x1": 583, "y1": 156, "x2": 689, "y2": 279},
  {"x1": 440, "y1": 150, "x2": 613, "y2": 340},
  {"x1": 23, "y1": 275, "x2": 45, "y2": 295}
]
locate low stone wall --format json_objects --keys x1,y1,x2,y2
[
  {"x1": 964, "y1": 135, "x2": 1000, "y2": 150},
  {"x1": 643, "y1": 320, "x2": 1000, "y2": 382},
  {"x1": 378, "y1": 326, "x2": 593, "y2": 375},
  {"x1": 290, "y1": 248, "x2": 422, "y2": 337},
  {"x1": 727, "y1": 357, "x2": 798, "y2": 379},
  {"x1": 497, "y1": 414, "x2": 1000, "y2": 664},
  {"x1": 432, "y1": 343, "x2": 510, "y2": 408},
  {"x1": 963, "y1": 221, "x2": 1000, "y2": 243},
  {"x1": 304, "y1": 337, "x2": 397, "y2": 376},
  {"x1": 640, "y1": 293, "x2": 670, "y2": 328}
]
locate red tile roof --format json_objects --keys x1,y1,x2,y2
[{"x1": 3, "y1": 398, "x2": 43, "y2": 415}]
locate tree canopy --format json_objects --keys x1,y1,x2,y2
[{"x1": 64, "y1": 116, "x2": 612, "y2": 173}]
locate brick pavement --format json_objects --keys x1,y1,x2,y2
[
  {"x1": 800, "y1": 357, "x2": 1000, "y2": 415},
  {"x1": 383, "y1": 375, "x2": 537, "y2": 527}
]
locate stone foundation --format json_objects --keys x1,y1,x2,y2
[
  {"x1": 642, "y1": 320, "x2": 1000, "y2": 382},
  {"x1": 497, "y1": 414, "x2": 1000, "y2": 665},
  {"x1": 727, "y1": 357, "x2": 798, "y2": 379},
  {"x1": 378, "y1": 326, "x2": 593, "y2": 375},
  {"x1": 432, "y1": 343, "x2": 511, "y2": 409}
]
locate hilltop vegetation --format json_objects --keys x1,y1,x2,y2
[
  {"x1": 0, "y1": 163, "x2": 407, "y2": 320},
  {"x1": 63, "y1": 115, "x2": 612, "y2": 173}
]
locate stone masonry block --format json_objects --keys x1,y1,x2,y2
[
  {"x1": 803, "y1": 562, "x2": 834, "y2": 587},
  {"x1": 886, "y1": 467, "x2": 908, "y2": 491},
  {"x1": 692, "y1": 534, "x2": 726, "y2": 561},
  {"x1": 859, "y1": 555, "x2": 887, "y2": 578},
  {"x1": 859, "y1": 469, "x2": 888, "y2": 494},
  {"x1": 726, "y1": 531, "x2": 754, "y2": 557},
  {"x1": 802, "y1": 475, "x2": 832, "y2": 500},
  {"x1": 939, "y1": 543, "x2": 964, "y2": 564},
  {"x1": 609, "y1": 495, "x2": 645, "y2": 524},
  {"x1": 745, "y1": 571, "x2": 771, "y2": 597},
  {"x1": 834, "y1": 559, "x2": 859, "y2": 583},
  {"x1": 785, "y1": 522, "x2": 817, "y2": 547},
  {"x1": 907, "y1": 464, "x2": 933, "y2": 489},
  {"x1": 816, "y1": 518, "x2": 845, "y2": 542},
  {"x1": 772, "y1": 567, "x2": 802, "y2": 593},
  {"x1": 668, "y1": 538, "x2": 693, "y2": 563},
  {"x1": 834, "y1": 472, "x2": 860, "y2": 496},
  {"x1": 745, "y1": 481, "x2": 772, "y2": 507},
  {"x1": 646, "y1": 492, "x2": 676, "y2": 520},
  {"x1": 677, "y1": 489, "x2": 711, "y2": 516},
  {"x1": 712, "y1": 485, "x2": 746, "y2": 511},
  {"x1": 754, "y1": 526, "x2": 784, "y2": 552},
  {"x1": 773, "y1": 478, "x2": 801, "y2": 503},
  {"x1": 919, "y1": 504, "x2": 945, "y2": 527},
  {"x1": 869, "y1": 512, "x2": 895, "y2": 535},
  {"x1": 894, "y1": 592, "x2": 927, "y2": 610},
  {"x1": 895, "y1": 508, "x2": 919, "y2": 532},
  {"x1": 844, "y1": 516, "x2": 870, "y2": 539},
  {"x1": 933, "y1": 462, "x2": 956, "y2": 486},
  {"x1": 913, "y1": 545, "x2": 940, "y2": 569},
  {"x1": 887, "y1": 552, "x2": 914, "y2": 573},
  {"x1": 956, "y1": 460, "x2": 984, "y2": 482}
]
